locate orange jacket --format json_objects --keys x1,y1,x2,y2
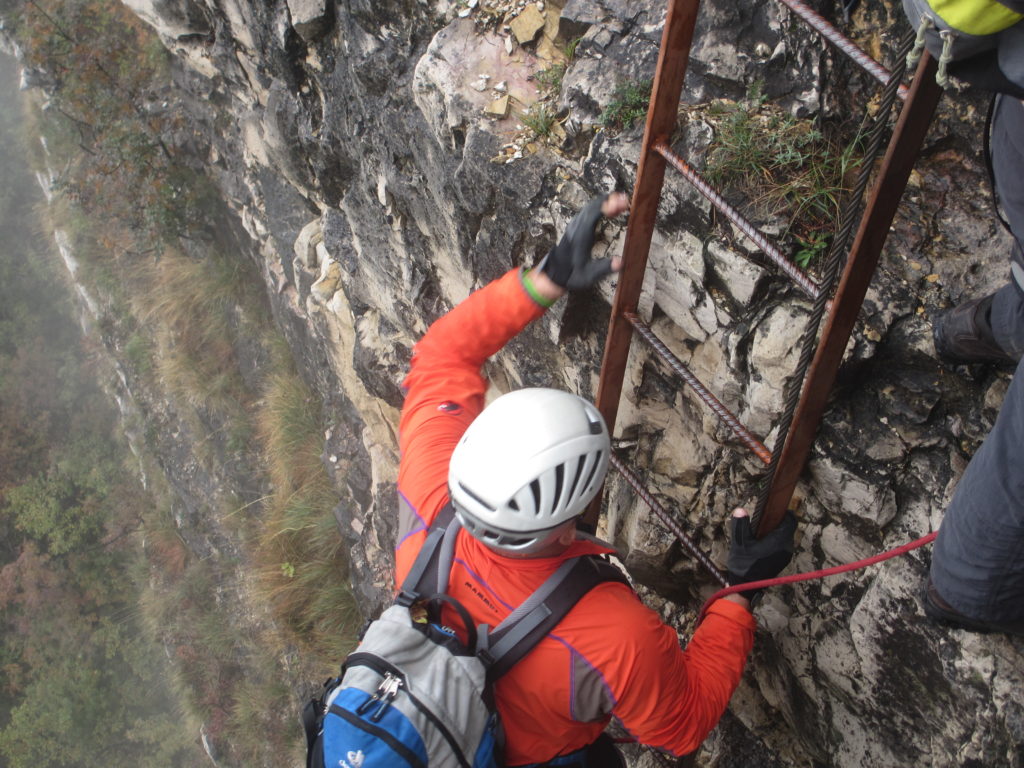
[{"x1": 396, "y1": 268, "x2": 755, "y2": 765}]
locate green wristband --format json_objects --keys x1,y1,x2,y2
[{"x1": 520, "y1": 268, "x2": 557, "y2": 308}]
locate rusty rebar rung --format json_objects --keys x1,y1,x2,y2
[
  {"x1": 609, "y1": 452, "x2": 728, "y2": 587},
  {"x1": 653, "y1": 141, "x2": 821, "y2": 301},
  {"x1": 625, "y1": 312, "x2": 772, "y2": 465},
  {"x1": 776, "y1": 0, "x2": 909, "y2": 101}
]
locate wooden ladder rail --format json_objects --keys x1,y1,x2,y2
[{"x1": 583, "y1": 0, "x2": 943, "y2": 534}]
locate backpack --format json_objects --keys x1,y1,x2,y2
[
  {"x1": 302, "y1": 504, "x2": 630, "y2": 768},
  {"x1": 902, "y1": 0, "x2": 1024, "y2": 88}
]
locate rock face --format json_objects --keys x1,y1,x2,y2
[{"x1": 115, "y1": 0, "x2": 1024, "y2": 765}]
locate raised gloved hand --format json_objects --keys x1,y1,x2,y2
[
  {"x1": 538, "y1": 192, "x2": 629, "y2": 290},
  {"x1": 727, "y1": 509, "x2": 797, "y2": 601}
]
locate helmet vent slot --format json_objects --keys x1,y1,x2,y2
[
  {"x1": 581, "y1": 450, "x2": 603, "y2": 493},
  {"x1": 565, "y1": 457, "x2": 586, "y2": 501},
  {"x1": 458, "y1": 482, "x2": 496, "y2": 512},
  {"x1": 553, "y1": 463, "x2": 565, "y2": 508},
  {"x1": 529, "y1": 479, "x2": 543, "y2": 515}
]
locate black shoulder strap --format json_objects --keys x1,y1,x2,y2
[
  {"x1": 302, "y1": 695, "x2": 320, "y2": 768},
  {"x1": 303, "y1": 675, "x2": 339, "y2": 768},
  {"x1": 395, "y1": 503, "x2": 458, "y2": 607},
  {"x1": 478, "y1": 555, "x2": 630, "y2": 683},
  {"x1": 395, "y1": 502, "x2": 632, "y2": 681}
]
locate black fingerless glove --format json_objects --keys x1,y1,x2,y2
[
  {"x1": 727, "y1": 511, "x2": 797, "y2": 601},
  {"x1": 538, "y1": 194, "x2": 615, "y2": 290}
]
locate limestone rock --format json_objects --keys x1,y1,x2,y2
[
  {"x1": 707, "y1": 239, "x2": 766, "y2": 307},
  {"x1": 294, "y1": 219, "x2": 323, "y2": 269},
  {"x1": 287, "y1": 0, "x2": 333, "y2": 42},
  {"x1": 484, "y1": 94, "x2": 510, "y2": 118},
  {"x1": 262, "y1": 81, "x2": 315, "y2": 190},
  {"x1": 510, "y1": 5, "x2": 545, "y2": 44},
  {"x1": 810, "y1": 456, "x2": 898, "y2": 529},
  {"x1": 311, "y1": 260, "x2": 341, "y2": 302},
  {"x1": 743, "y1": 303, "x2": 806, "y2": 436},
  {"x1": 121, "y1": 0, "x2": 212, "y2": 41},
  {"x1": 413, "y1": 18, "x2": 541, "y2": 149},
  {"x1": 648, "y1": 229, "x2": 714, "y2": 342}
]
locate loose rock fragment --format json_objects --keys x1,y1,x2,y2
[
  {"x1": 510, "y1": 4, "x2": 545, "y2": 43},
  {"x1": 485, "y1": 94, "x2": 510, "y2": 117},
  {"x1": 288, "y1": 0, "x2": 332, "y2": 42}
]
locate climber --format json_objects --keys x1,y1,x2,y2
[
  {"x1": 909, "y1": 0, "x2": 1024, "y2": 635},
  {"x1": 395, "y1": 191, "x2": 797, "y2": 766}
]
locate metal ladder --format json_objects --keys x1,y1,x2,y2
[{"x1": 583, "y1": 0, "x2": 944, "y2": 538}]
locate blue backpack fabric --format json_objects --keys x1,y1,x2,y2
[{"x1": 303, "y1": 504, "x2": 629, "y2": 768}]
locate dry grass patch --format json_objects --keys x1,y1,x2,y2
[
  {"x1": 132, "y1": 248, "x2": 251, "y2": 413},
  {"x1": 255, "y1": 369, "x2": 359, "y2": 662}
]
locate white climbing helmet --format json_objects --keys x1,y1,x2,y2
[{"x1": 448, "y1": 388, "x2": 610, "y2": 554}]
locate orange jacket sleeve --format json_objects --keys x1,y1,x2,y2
[
  {"x1": 395, "y1": 268, "x2": 546, "y2": 572},
  {"x1": 572, "y1": 587, "x2": 755, "y2": 756}
]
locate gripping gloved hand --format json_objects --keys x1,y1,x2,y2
[
  {"x1": 538, "y1": 193, "x2": 626, "y2": 290},
  {"x1": 727, "y1": 509, "x2": 797, "y2": 601}
]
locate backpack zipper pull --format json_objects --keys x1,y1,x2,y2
[
  {"x1": 355, "y1": 673, "x2": 400, "y2": 715},
  {"x1": 369, "y1": 673, "x2": 402, "y2": 722}
]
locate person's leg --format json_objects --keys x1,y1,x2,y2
[
  {"x1": 991, "y1": 247, "x2": 1024, "y2": 359},
  {"x1": 989, "y1": 95, "x2": 1024, "y2": 357},
  {"x1": 991, "y1": 95, "x2": 1024, "y2": 245},
  {"x1": 927, "y1": 356, "x2": 1024, "y2": 633},
  {"x1": 933, "y1": 95, "x2": 1024, "y2": 365}
]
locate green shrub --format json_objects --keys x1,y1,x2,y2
[{"x1": 564, "y1": 36, "x2": 583, "y2": 61}]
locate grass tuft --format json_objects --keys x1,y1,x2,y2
[
  {"x1": 564, "y1": 36, "x2": 583, "y2": 61},
  {"x1": 599, "y1": 79, "x2": 652, "y2": 132},
  {"x1": 703, "y1": 83, "x2": 864, "y2": 266},
  {"x1": 521, "y1": 104, "x2": 557, "y2": 138},
  {"x1": 127, "y1": 247, "x2": 261, "y2": 432},
  {"x1": 534, "y1": 63, "x2": 566, "y2": 94}
]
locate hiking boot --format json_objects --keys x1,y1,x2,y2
[
  {"x1": 932, "y1": 294, "x2": 1017, "y2": 366},
  {"x1": 923, "y1": 579, "x2": 1024, "y2": 637}
]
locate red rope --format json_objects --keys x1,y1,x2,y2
[{"x1": 698, "y1": 530, "x2": 937, "y2": 622}]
